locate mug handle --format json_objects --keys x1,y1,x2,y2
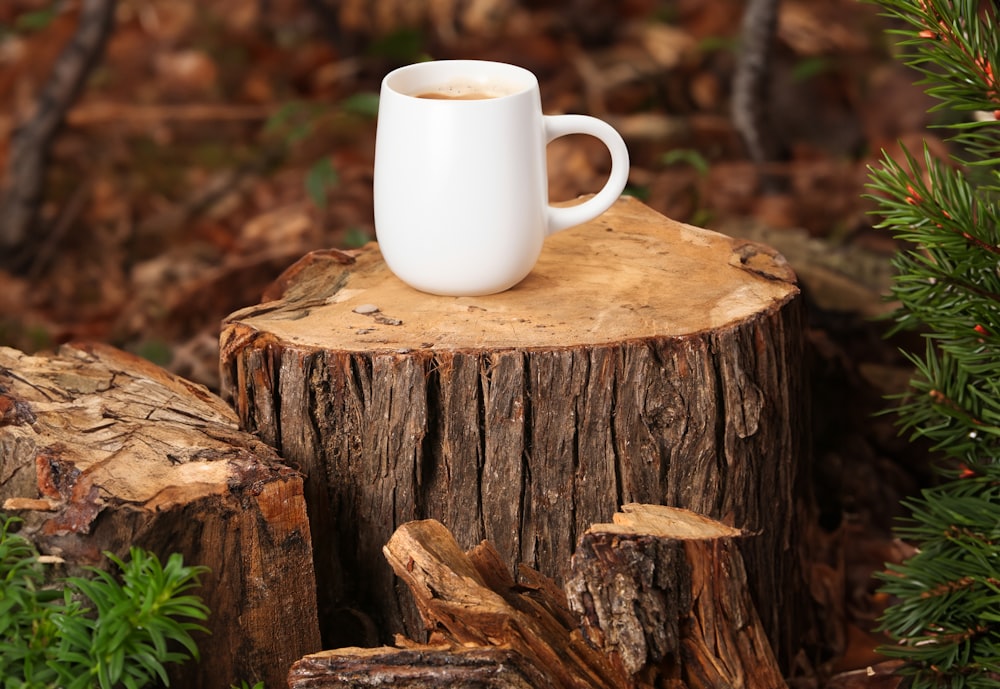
[{"x1": 543, "y1": 115, "x2": 630, "y2": 235}]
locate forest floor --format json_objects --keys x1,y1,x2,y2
[{"x1": 0, "y1": 0, "x2": 947, "y2": 686}]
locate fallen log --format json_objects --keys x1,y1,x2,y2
[
  {"x1": 0, "y1": 342, "x2": 321, "y2": 689},
  {"x1": 289, "y1": 645, "x2": 553, "y2": 689}
]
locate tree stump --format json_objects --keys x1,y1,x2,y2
[
  {"x1": 566, "y1": 504, "x2": 786, "y2": 688},
  {"x1": 220, "y1": 196, "x2": 814, "y2": 665},
  {"x1": 0, "y1": 343, "x2": 321, "y2": 689}
]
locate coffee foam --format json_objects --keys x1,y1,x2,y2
[{"x1": 411, "y1": 78, "x2": 516, "y2": 99}]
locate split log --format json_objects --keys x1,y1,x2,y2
[
  {"x1": 290, "y1": 509, "x2": 787, "y2": 688},
  {"x1": 289, "y1": 646, "x2": 554, "y2": 689},
  {"x1": 289, "y1": 518, "x2": 628, "y2": 689},
  {"x1": 0, "y1": 342, "x2": 321, "y2": 689},
  {"x1": 565, "y1": 503, "x2": 786, "y2": 688},
  {"x1": 220, "y1": 196, "x2": 816, "y2": 665}
]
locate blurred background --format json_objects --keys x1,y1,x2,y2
[
  {"x1": 0, "y1": 1, "x2": 944, "y2": 678},
  {"x1": 0, "y1": 0, "x2": 933, "y2": 384}
]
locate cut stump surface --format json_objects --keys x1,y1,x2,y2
[{"x1": 221, "y1": 196, "x2": 814, "y2": 665}]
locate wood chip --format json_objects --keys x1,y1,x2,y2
[{"x1": 2, "y1": 497, "x2": 61, "y2": 512}]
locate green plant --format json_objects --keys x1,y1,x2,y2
[
  {"x1": 661, "y1": 148, "x2": 711, "y2": 177},
  {"x1": 304, "y1": 157, "x2": 339, "y2": 212},
  {"x1": 660, "y1": 148, "x2": 714, "y2": 226},
  {"x1": 262, "y1": 93, "x2": 379, "y2": 212},
  {"x1": 341, "y1": 227, "x2": 371, "y2": 249},
  {"x1": 865, "y1": 1, "x2": 1000, "y2": 687},
  {"x1": 366, "y1": 28, "x2": 428, "y2": 62},
  {"x1": 0, "y1": 514, "x2": 210, "y2": 689},
  {"x1": 0, "y1": 3, "x2": 59, "y2": 38}
]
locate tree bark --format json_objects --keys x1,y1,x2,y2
[
  {"x1": 566, "y1": 504, "x2": 786, "y2": 688},
  {"x1": 0, "y1": 342, "x2": 321, "y2": 689},
  {"x1": 220, "y1": 196, "x2": 815, "y2": 667}
]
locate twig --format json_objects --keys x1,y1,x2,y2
[
  {"x1": 732, "y1": 0, "x2": 785, "y2": 192},
  {"x1": 65, "y1": 102, "x2": 277, "y2": 126},
  {"x1": 27, "y1": 177, "x2": 92, "y2": 282},
  {"x1": 0, "y1": 0, "x2": 117, "y2": 268}
]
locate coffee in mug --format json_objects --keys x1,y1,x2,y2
[
  {"x1": 374, "y1": 60, "x2": 630, "y2": 296},
  {"x1": 413, "y1": 78, "x2": 513, "y2": 100},
  {"x1": 415, "y1": 91, "x2": 497, "y2": 100}
]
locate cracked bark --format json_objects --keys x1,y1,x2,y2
[
  {"x1": 566, "y1": 504, "x2": 787, "y2": 688},
  {"x1": 0, "y1": 342, "x2": 321, "y2": 689},
  {"x1": 221, "y1": 197, "x2": 815, "y2": 667}
]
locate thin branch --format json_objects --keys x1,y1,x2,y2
[
  {"x1": 0, "y1": 0, "x2": 117, "y2": 268},
  {"x1": 732, "y1": 0, "x2": 784, "y2": 190}
]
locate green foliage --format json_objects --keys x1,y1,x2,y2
[
  {"x1": 366, "y1": 28, "x2": 428, "y2": 62},
  {"x1": 341, "y1": 227, "x2": 371, "y2": 249},
  {"x1": 875, "y1": 476, "x2": 1000, "y2": 687},
  {"x1": 0, "y1": 514, "x2": 209, "y2": 689},
  {"x1": 0, "y1": 3, "x2": 58, "y2": 37},
  {"x1": 13, "y1": 8, "x2": 59, "y2": 33},
  {"x1": 661, "y1": 148, "x2": 711, "y2": 177},
  {"x1": 876, "y1": 0, "x2": 1000, "y2": 169},
  {"x1": 132, "y1": 339, "x2": 174, "y2": 368},
  {"x1": 867, "y1": 2, "x2": 1000, "y2": 467},
  {"x1": 263, "y1": 93, "x2": 381, "y2": 212},
  {"x1": 659, "y1": 148, "x2": 714, "y2": 226},
  {"x1": 263, "y1": 102, "x2": 328, "y2": 146},
  {"x1": 791, "y1": 56, "x2": 834, "y2": 83},
  {"x1": 305, "y1": 157, "x2": 339, "y2": 211},
  {"x1": 868, "y1": 146, "x2": 1000, "y2": 463},
  {"x1": 340, "y1": 92, "x2": 380, "y2": 119},
  {"x1": 866, "y1": 1, "x2": 1000, "y2": 687}
]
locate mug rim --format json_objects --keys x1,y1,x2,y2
[{"x1": 382, "y1": 59, "x2": 538, "y2": 101}]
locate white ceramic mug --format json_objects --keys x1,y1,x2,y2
[{"x1": 373, "y1": 60, "x2": 630, "y2": 296}]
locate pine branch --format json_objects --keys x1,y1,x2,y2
[
  {"x1": 867, "y1": 2, "x2": 1000, "y2": 686},
  {"x1": 874, "y1": 0, "x2": 1000, "y2": 166}
]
